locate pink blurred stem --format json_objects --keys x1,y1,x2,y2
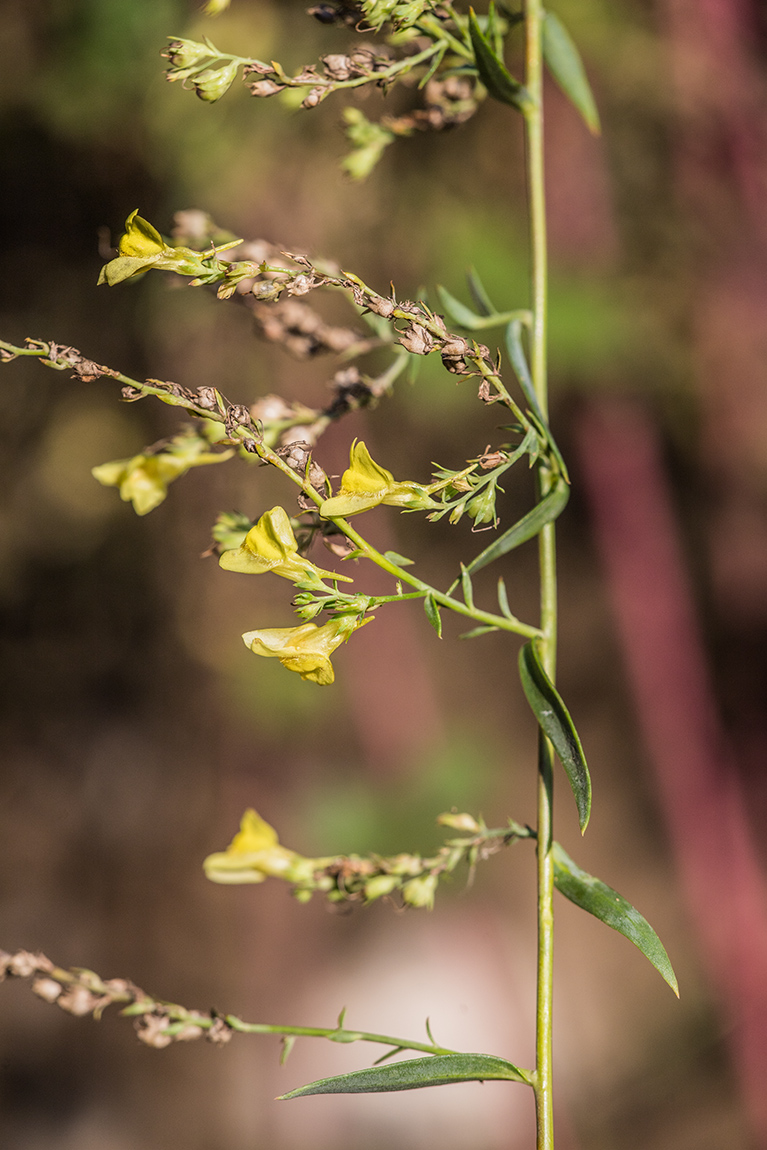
[{"x1": 575, "y1": 398, "x2": 767, "y2": 1143}]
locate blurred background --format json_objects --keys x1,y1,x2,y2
[{"x1": 1, "y1": 1, "x2": 767, "y2": 1147}]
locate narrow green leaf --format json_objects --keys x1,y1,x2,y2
[
  {"x1": 466, "y1": 267, "x2": 497, "y2": 316},
  {"x1": 553, "y1": 842, "x2": 679, "y2": 995},
  {"x1": 505, "y1": 320, "x2": 546, "y2": 425},
  {"x1": 383, "y1": 550, "x2": 415, "y2": 567},
  {"x1": 466, "y1": 480, "x2": 570, "y2": 576},
  {"x1": 542, "y1": 11, "x2": 600, "y2": 135},
  {"x1": 424, "y1": 594, "x2": 443, "y2": 638},
  {"x1": 435, "y1": 284, "x2": 486, "y2": 330},
  {"x1": 278, "y1": 1053, "x2": 532, "y2": 1098},
  {"x1": 460, "y1": 564, "x2": 474, "y2": 610},
  {"x1": 418, "y1": 42, "x2": 447, "y2": 89},
  {"x1": 460, "y1": 625, "x2": 499, "y2": 639},
  {"x1": 486, "y1": 0, "x2": 503, "y2": 56},
  {"x1": 527, "y1": 409, "x2": 570, "y2": 485},
  {"x1": 468, "y1": 8, "x2": 532, "y2": 112},
  {"x1": 518, "y1": 642, "x2": 591, "y2": 831},
  {"x1": 280, "y1": 1035, "x2": 296, "y2": 1065},
  {"x1": 497, "y1": 576, "x2": 514, "y2": 620}
]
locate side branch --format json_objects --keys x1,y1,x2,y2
[{"x1": 0, "y1": 949, "x2": 456, "y2": 1055}]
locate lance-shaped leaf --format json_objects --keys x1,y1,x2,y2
[
  {"x1": 543, "y1": 11, "x2": 600, "y2": 135},
  {"x1": 465, "y1": 480, "x2": 570, "y2": 576},
  {"x1": 279, "y1": 1053, "x2": 532, "y2": 1099},
  {"x1": 518, "y1": 641, "x2": 591, "y2": 831},
  {"x1": 468, "y1": 8, "x2": 532, "y2": 112},
  {"x1": 506, "y1": 319, "x2": 546, "y2": 425},
  {"x1": 466, "y1": 267, "x2": 497, "y2": 316},
  {"x1": 436, "y1": 284, "x2": 486, "y2": 331},
  {"x1": 424, "y1": 594, "x2": 443, "y2": 638},
  {"x1": 553, "y1": 842, "x2": 679, "y2": 995},
  {"x1": 460, "y1": 564, "x2": 475, "y2": 610}
]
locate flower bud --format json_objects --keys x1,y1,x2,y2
[
  {"x1": 437, "y1": 812, "x2": 481, "y2": 833},
  {"x1": 401, "y1": 874, "x2": 438, "y2": 910},
  {"x1": 192, "y1": 62, "x2": 239, "y2": 103},
  {"x1": 387, "y1": 853, "x2": 422, "y2": 877},
  {"x1": 467, "y1": 484, "x2": 497, "y2": 526},
  {"x1": 164, "y1": 38, "x2": 210, "y2": 70},
  {"x1": 363, "y1": 874, "x2": 401, "y2": 902}
]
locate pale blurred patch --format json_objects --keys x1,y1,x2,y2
[{"x1": 33, "y1": 400, "x2": 137, "y2": 524}]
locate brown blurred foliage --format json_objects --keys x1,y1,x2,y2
[{"x1": 2, "y1": 1, "x2": 767, "y2": 1148}]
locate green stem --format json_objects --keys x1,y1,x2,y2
[
  {"x1": 222, "y1": 1019, "x2": 457, "y2": 1056},
  {"x1": 335, "y1": 518, "x2": 542, "y2": 639},
  {"x1": 523, "y1": 2, "x2": 556, "y2": 1147},
  {"x1": 258, "y1": 39, "x2": 447, "y2": 95}
]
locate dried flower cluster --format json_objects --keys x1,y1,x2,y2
[{"x1": 0, "y1": 949, "x2": 232, "y2": 1048}]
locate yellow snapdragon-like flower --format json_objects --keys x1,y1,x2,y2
[
  {"x1": 242, "y1": 614, "x2": 370, "y2": 685},
  {"x1": 319, "y1": 440, "x2": 440, "y2": 518},
  {"x1": 98, "y1": 211, "x2": 239, "y2": 287},
  {"x1": 92, "y1": 435, "x2": 233, "y2": 516},
  {"x1": 219, "y1": 506, "x2": 352, "y2": 585},
  {"x1": 203, "y1": 808, "x2": 318, "y2": 885}
]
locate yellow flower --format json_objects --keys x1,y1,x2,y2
[
  {"x1": 319, "y1": 440, "x2": 440, "y2": 518},
  {"x1": 92, "y1": 434, "x2": 232, "y2": 515},
  {"x1": 203, "y1": 809, "x2": 316, "y2": 885},
  {"x1": 242, "y1": 614, "x2": 371, "y2": 685},
  {"x1": 98, "y1": 211, "x2": 237, "y2": 287},
  {"x1": 219, "y1": 506, "x2": 352, "y2": 585}
]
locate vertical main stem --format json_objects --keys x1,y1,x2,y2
[{"x1": 523, "y1": 3, "x2": 557, "y2": 1148}]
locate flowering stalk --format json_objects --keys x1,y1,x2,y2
[
  {"x1": 0, "y1": 0, "x2": 683, "y2": 1133},
  {"x1": 522, "y1": 2, "x2": 555, "y2": 1144},
  {"x1": 0, "y1": 948, "x2": 465, "y2": 1059},
  {"x1": 0, "y1": 339, "x2": 545, "y2": 644}
]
